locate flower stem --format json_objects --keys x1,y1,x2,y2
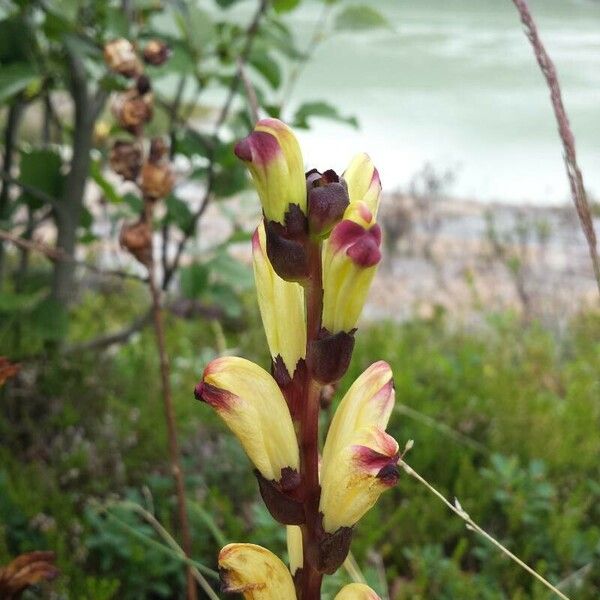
[{"x1": 300, "y1": 240, "x2": 324, "y2": 600}]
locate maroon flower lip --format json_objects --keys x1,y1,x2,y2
[
  {"x1": 194, "y1": 381, "x2": 235, "y2": 411},
  {"x1": 330, "y1": 220, "x2": 382, "y2": 268},
  {"x1": 234, "y1": 131, "x2": 281, "y2": 165}
]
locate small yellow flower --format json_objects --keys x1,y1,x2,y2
[
  {"x1": 343, "y1": 153, "x2": 382, "y2": 218},
  {"x1": 286, "y1": 526, "x2": 303, "y2": 576},
  {"x1": 322, "y1": 202, "x2": 382, "y2": 334},
  {"x1": 235, "y1": 118, "x2": 306, "y2": 224},
  {"x1": 335, "y1": 583, "x2": 382, "y2": 600},
  {"x1": 195, "y1": 357, "x2": 299, "y2": 482},
  {"x1": 320, "y1": 361, "x2": 399, "y2": 533},
  {"x1": 252, "y1": 223, "x2": 306, "y2": 377},
  {"x1": 219, "y1": 543, "x2": 296, "y2": 599}
]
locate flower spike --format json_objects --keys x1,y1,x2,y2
[
  {"x1": 235, "y1": 118, "x2": 306, "y2": 225},
  {"x1": 335, "y1": 583, "x2": 382, "y2": 600},
  {"x1": 320, "y1": 361, "x2": 400, "y2": 533},
  {"x1": 252, "y1": 223, "x2": 306, "y2": 378},
  {"x1": 195, "y1": 357, "x2": 299, "y2": 483},
  {"x1": 219, "y1": 543, "x2": 296, "y2": 599}
]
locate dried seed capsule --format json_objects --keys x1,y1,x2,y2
[
  {"x1": 109, "y1": 140, "x2": 142, "y2": 181},
  {"x1": 143, "y1": 39, "x2": 171, "y2": 66},
  {"x1": 139, "y1": 161, "x2": 174, "y2": 201},
  {"x1": 119, "y1": 218, "x2": 152, "y2": 267},
  {"x1": 103, "y1": 39, "x2": 141, "y2": 78}
]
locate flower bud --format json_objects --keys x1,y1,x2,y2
[
  {"x1": 286, "y1": 526, "x2": 303, "y2": 576},
  {"x1": 307, "y1": 169, "x2": 349, "y2": 238},
  {"x1": 109, "y1": 140, "x2": 142, "y2": 181},
  {"x1": 343, "y1": 153, "x2": 381, "y2": 218},
  {"x1": 235, "y1": 118, "x2": 306, "y2": 225},
  {"x1": 143, "y1": 39, "x2": 171, "y2": 66},
  {"x1": 252, "y1": 223, "x2": 306, "y2": 379},
  {"x1": 194, "y1": 357, "x2": 300, "y2": 484},
  {"x1": 335, "y1": 583, "x2": 382, "y2": 600},
  {"x1": 320, "y1": 361, "x2": 399, "y2": 533},
  {"x1": 322, "y1": 202, "x2": 382, "y2": 334},
  {"x1": 103, "y1": 39, "x2": 141, "y2": 78},
  {"x1": 219, "y1": 543, "x2": 296, "y2": 599},
  {"x1": 119, "y1": 218, "x2": 152, "y2": 267}
]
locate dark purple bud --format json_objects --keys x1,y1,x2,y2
[
  {"x1": 265, "y1": 220, "x2": 309, "y2": 282},
  {"x1": 272, "y1": 357, "x2": 307, "y2": 423},
  {"x1": 255, "y1": 469, "x2": 305, "y2": 525},
  {"x1": 308, "y1": 329, "x2": 355, "y2": 384},
  {"x1": 136, "y1": 75, "x2": 152, "y2": 95},
  {"x1": 307, "y1": 169, "x2": 350, "y2": 238}
]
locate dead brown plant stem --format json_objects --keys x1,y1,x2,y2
[
  {"x1": 146, "y1": 204, "x2": 197, "y2": 600},
  {"x1": 0, "y1": 229, "x2": 146, "y2": 283},
  {"x1": 512, "y1": 0, "x2": 600, "y2": 295}
]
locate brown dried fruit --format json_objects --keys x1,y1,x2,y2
[
  {"x1": 0, "y1": 551, "x2": 58, "y2": 598},
  {"x1": 120, "y1": 219, "x2": 152, "y2": 266},
  {"x1": 103, "y1": 39, "x2": 141, "y2": 78},
  {"x1": 143, "y1": 39, "x2": 171, "y2": 66},
  {"x1": 0, "y1": 357, "x2": 19, "y2": 387},
  {"x1": 109, "y1": 140, "x2": 143, "y2": 181},
  {"x1": 112, "y1": 89, "x2": 153, "y2": 135},
  {"x1": 140, "y1": 162, "x2": 174, "y2": 201}
]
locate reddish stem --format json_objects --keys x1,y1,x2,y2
[{"x1": 299, "y1": 240, "x2": 324, "y2": 600}]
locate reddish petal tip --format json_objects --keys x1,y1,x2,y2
[
  {"x1": 234, "y1": 137, "x2": 253, "y2": 162},
  {"x1": 193, "y1": 381, "x2": 205, "y2": 401}
]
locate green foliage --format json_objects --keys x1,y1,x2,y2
[{"x1": 334, "y1": 5, "x2": 390, "y2": 32}]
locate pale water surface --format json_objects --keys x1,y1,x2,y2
[{"x1": 288, "y1": 0, "x2": 600, "y2": 204}]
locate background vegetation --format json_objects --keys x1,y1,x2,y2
[{"x1": 0, "y1": 0, "x2": 598, "y2": 598}]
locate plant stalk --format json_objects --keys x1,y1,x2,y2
[
  {"x1": 146, "y1": 205, "x2": 198, "y2": 600},
  {"x1": 299, "y1": 240, "x2": 324, "y2": 600}
]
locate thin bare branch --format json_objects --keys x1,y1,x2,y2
[
  {"x1": 0, "y1": 229, "x2": 147, "y2": 283},
  {"x1": 162, "y1": 0, "x2": 268, "y2": 291},
  {"x1": 237, "y1": 58, "x2": 260, "y2": 123},
  {"x1": 512, "y1": 0, "x2": 600, "y2": 295}
]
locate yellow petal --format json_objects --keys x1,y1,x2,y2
[
  {"x1": 219, "y1": 543, "x2": 296, "y2": 600},
  {"x1": 335, "y1": 583, "x2": 382, "y2": 600},
  {"x1": 195, "y1": 357, "x2": 299, "y2": 481},
  {"x1": 320, "y1": 362, "x2": 399, "y2": 532},
  {"x1": 286, "y1": 525, "x2": 303, "y2": 576},
  {"x1": 322, "y1": 207, "x2": 382, "y2": 333},
  {"x1": 343, "y1": 154, "x2": 381, "y2": 217},
  {"x1": 235, "y1": 119, "x2": 306, "y2": 224},
  {"x1": 252, "y1": 223, "x2": 306, "y2": 376}
]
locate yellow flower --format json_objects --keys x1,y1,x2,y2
[
  {"x1": 219, "y1": 543, "x2": 296, "y2": 599},
  {"x1": 252, "y1": 223, "x2": 306, "y2": 377},
  {"x1": 195, "y1": 357, "x2": 299, "y2": 482},
  {"x1": 343, "y1": 153, "x2": 382, "y2": 218},
  {"x1": 286, "y1": 526, "x2": 303, "y2": 576},
  {"x1": 322, "y1": 202, "x2": 382, "y2": 333},
  {"x1": 235, "y1": 118, "x2": 306, "y2": 224},
  {"x1": 335, "y1": 583, "x2": 382, "y2": 600},
  {"x1": 320, "y1": 361, "x2": 399, "y2": 533}
]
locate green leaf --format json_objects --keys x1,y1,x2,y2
[
  {"x1": 180, "y1": 263, "x2": 209, "y2": 299},
  {"x1": 334, "y1": 5, "x2": 389, "y2": 31},
  {"x1": 18, "y1": 148, "x2": 64, "y2": 209},
  {"x1": 165, "y1": 195, "x2": 193, "y2": 231},
  {"x1": 0, "y1": 17, "x2": 32, "y2": 63},
  {"x1": 292, "y1": 101, "x2": 358, "y2": 129},
  {"x1": 207, "y1": 251, "x2": 253, "y2": 290},
  {"x1": 0, "y1": 62, "x2": 40, "y2": 104},
  {"x1": 248, "y1": 48, "x2": 281, "y2": 89},
  {"x1": 215, "y1": 0, "x2": 243, "y2": 7},
  {"x1": 273, "y1": 0, "x2": 301, "y2": 13},
  {"x1": 90, "y1": 160, "x2": 122, "y2": 204},
  {"x1": 31, "y1": 297, "x2": 69, "y2": 341},
  {"x1": 174, "y1": 128, "x2": 210, "y2": 158}
]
